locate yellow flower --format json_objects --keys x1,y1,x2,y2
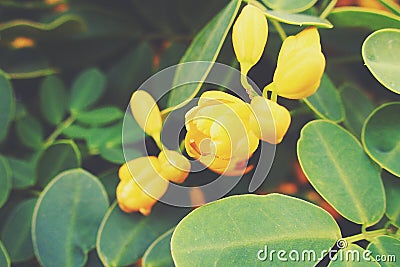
[
  {"x1": 249, "y1": 96, "x2": 291, "y2": 144},
  {"x1": 272, "y1": 27, "x2": 325, "y2": 99},
  {"x1": 158, "y1": 149, "x2": 190, "y2": 183},
  {"x1": 184, "y1": 91, "x2": 259, "y2": 176},
  {"x1": 117, "y1": 157, "x2": 168, "y2": 216},
  {"x1": 130, "y1": 90, "x2": 162, "y2": 138},
  {"x1": 232, "y1": 5, "x2": 268, "y2": 75}
]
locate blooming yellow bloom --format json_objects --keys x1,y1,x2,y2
[
  {"x1": 272, "y1": 27, "x2": 325, "y2": 99},
  {"x1": 158, "y1": 149, "x2": 190, "y2": 183},
  {"x1": 249, "y1": 96, "x2": 291, "y2": 144},
  {"x1": 130, "y1": 90, "x2": 162, "y2": 138},
  {"x1": 232, "y1": 5, "x2": 268, "y2": 75},
  {"x1": 184, "y1": 91, "x2": 259, "y2": 176}
]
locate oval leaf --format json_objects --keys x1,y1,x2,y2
[
  {"x1": 304, "y1": 74, "x2": 345, "y2": 122},
  {"x1": 261, "y1": 0, "x2": 318, "y2": 13},
  {"x1": 142, "y1": 228, "x2": 174, "y2": 267},
  {"x1": 37, "y1": 140, "x2": 81, "y2": 187},
  {"x1": 367, "y1": 236, "x2": 400, "y2": 267},
  {"x1": 383, "y1": 172, "x2": 400, "y2": 227},
  {"x1": 165, "y1": 0, "x2": 242, "y2": 110},
  {"x1": 40, "y1": 75, "x2": 67, "y2": 125},
  {"x1": 16, "y1": 115, "x2": 44, "y2": 150},
  {"x1": 264, "y1": 10, "x2": 333, "y2": 28},
  {"x1": 328, "y1": 244, "x2": 380, "y2": 266},
  {"x1": 75, "y1": 106, "x2": 123, "y2": 126},
  {"x1": 1, "y1": 198, "x2": 37, "y2": 262},
  {"x1": 32, "y1": 169, "x2": 109, "y2": 267},
  {"x1": 297, "y1": 120, "x2": 385, "y2": 225},
  {"x1": 0, "y1": 241, "x2": 10, "y2": 267},
  {"x1": 362, "y1": 103, "x2": 400, "y2": 177},
  {"x1": 0, "y1": 155, "x2": 11, "y2": 208},
  {"x1": 0, "y1": 70, "x2": 15, "y2": 141},
  {"x1": 171, "y1": 194, "x2": 341, "y2": 266},
  {"x1": 7, "y1": 157, "x2": 35, "y2": 189},
  {"x1": 362, "y1": 28, "x2": 400, "y2": 94}
]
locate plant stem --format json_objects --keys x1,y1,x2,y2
[
  {"x1": 152, "y1": 133, "x2": 164, "y2": 151},
  {"x1": 344, "y1": 229, "x2": 388, "y2": 244},
  {"x1": 271, "y1": 20, "x2": 287, "y2": 41},
  {"x1": 44, "y1": 115, "x2": 75, "y2": 147},
  {"x1": 240, "y1": 73, "x2": 258, "y2": 99},
  {"x1": 271, "y1": 91, "x2": 278, "y2": 102},
  {"x1": 320, "y1": 0, "x2": 337, "y2": 19}
]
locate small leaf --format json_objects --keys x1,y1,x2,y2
[
  {"x1": 69, "y1": 68, "x2": 106, "y2": 112},
  {"x1": 264, "y1": 10, "x2": 333, "y2": 28},
  {"x1": 362, "y1": 28, "x2": 400, "y2": 94},
  {"x1": 32, "y1": 169, "x2": 109, "y2": 267},
  {"x1": 166, "y1": 0, "x2": 242, "y2": 110},
  {"x1": 0, "y1": 70, "x2": 15, "y2": 142},
  {"x1": 328, "y1": 244, "x2": 380, "y2": 266},
  {"x1": 40, "y1": 75, "x2": 67, "y2": 125},
  {"x1": 7, "y1": 157, "x2": 35, "y2": 189},
  {"x1": 304, "y1": 74, "x2": 345, "y2": 122},
  {"x1": 297, "y1": 120, "x2": 385, "y2": 225},
  {"x1": 382, "y1": 172, "x2": 400, "y2": 228},
  {"x1": 362, "y1": 103, "x2": 400, "y2": 177},
  {"x1": 1, "y1": 198, "x2": 37, "y2": 262},
  {"x1": 261, "y1": 0, "x2": 318, "y2": 13},
  {"x1": 0, "y1": 155, "x2": 12, "y2": 208},
  {"x1": 171, "y1": 194, "x2": 341, "y2": 266},
  {"x1": 0, "y1": 241, "x2": 10, "y2": 267},
  {"x1": 367, "y1": 236, "x2": 400, "y2": 267},
  {"x1": 16, "y1": 115, "x2": 44, "y2": 149},
  {"x1": 36, "y1": 140, "x2": 81, "y2": 188},
  {"x1": 62, "y1": 125, "x2": 92, "y2": 140},
  {"x1": 340, "y1": 85, "x2": 375, "y2": 139},
  {"x1": 97, "y1": 203, "x2": 187, "y2": 267},
  {"x1": 142, "y1": 228, "x2": 174, "y2": 267},
  {"x1": 75, "y1": 106, "x2": 123, "y2": 126}
]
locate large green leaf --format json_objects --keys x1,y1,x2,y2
[
  {"x1": 15, "y1": 115, "x2": 44, "y2": 150},
  {"x1": 74, "y1": 106, "x2": 123, "y2": 126},
  {"x1": 97, "y1": 203, "x2": 187, "y2": 267},
  {"x1": 340, "y1": 85, "x2": 375, "y2": 139},
  {"x1": 69, "y1": 68, "x2": 107, "y2": 113},
  {"x1": 304, "y1": 74, "x2": 345, "y2": 123},
  {"x1": 142, "y1": 228, "x2": 174, "y2": 267},
  {"x1": 40, "y1": 75, "x2": 67, "y2": 125},
  {"x1": 166, "y1": 0, "x2": 241, "y2": 110},
  {"x1": 362, "y1": 103, "x2": 400, "y2": 177},
  {"x1": 0, "y1": 70, "x2": 15, "y2": 142},
  {"x1": 0, "y1": 241, "x2": 10, "y2": 267},
  {"x1": 382, "y1": 172, "x2": 400, "y2": 228},
  {"x1": 328, "y1": 7, "x2": 400, "y2": 30},
  {"x1": 36, "y1": 140, "x2": 81, "y2": 188},
  {"x1": 367, "y1": 236, "x2": 400, "y2": 267},
  {"x1": 261, "y1": 0, "x2": 318, "y2": 13},
  {"x1": 328, "y1": 244, "x2": 380, "y2": 266},
  {"x1": 7, "y1": 157, "x2": 36, "y2": 189},
  {"x1": 1, "y1": 198, "x2": 36, "y2": 263},
  {"x1": 264, "y1": 10, "x2": 333, "y2": 28},
  {"x1": 0, "y1": 155, "x2": 12, "y2": 208},
  {"x1": 362, "y1": 28, "x2": 400, "y2": 94},
  {"x1": 171, "y1": 194, "x2": 341, "y2": 267},
  {"x1": 297, "y1": 120, "x2": 385, "y2": 225},
  {"x1": 32, "y1": 169, "x2": 109, "y2": 267}
]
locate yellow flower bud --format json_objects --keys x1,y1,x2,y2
[
  {"x1": 232, "y1": 5, "x2": 268, "y2": 75},
  {"x1": 130, "y1": 90, "x2": 162, "y2": 137},
  {"x1": 158, "y1": 150, "x2": 190, "y2": 183},
  {"x1": 117, "y1": 157, "x2": 168, "y2": 216},
  {"x1": 272, "y1": 27, "x2": 326, "y2": 99},
  {"x1": 250, "y1": 96, "x2": 291, "y2": 144}
]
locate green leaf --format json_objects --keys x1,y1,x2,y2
[
  {"x1": 0, "y1": 241, "x2": 10, "y2": 267},
  {"x1": 97, "y1": 203, "x2": 187, "y2": 267},
  {"x1": 0, "y1": 155, "x2": 12, "y2": 208},
  {"x1": 166, "y1": 0, "x2": 242, "y2": 110},
  {"x1": 7, "y1": 157, "x2": 35, "y2": 189},
  {"x1": 264, "y1": 10, "x2": 333, "y2": 28},
  {"x1": 16, "y1": 115, "x2": 44, "y2": 150},
  {"x1": 142, "y1": 228, "x2": 174, "y2": 267},
  {"x1": 328, "y1": 244, "x2": 380, "y2": 266},
  {"x1": 340, "y1": 85, "x2": 375, "y2": 139},
  {"x1": 304, "y1": 74, "x2": 345, "y2": 123},
  {"x1": 1, "y1": 198, "x2": 36, "y2": 263},
  {"x1": 171, "y1": 194, "x2": 341, "y2": 266},
  {"x1": 32, "y1": 169, "x2": 109, "y2": 267},
  {"x1": 75, "y1": 106, "x2": 123, "y2": 126},
  {"x1": 86, "y1": 124, "x2": 121, "y2": 152},
  {"x1": 382, "y1": 172, "x2": 400, "y2": 228},
  {"x1": 40, "y1": 75, "x2": 67, "y2": 125},
  {"x1": 367, "y1": 236, "x2": 400, "y2": 267},
  {"x1": 69, "y1": 68, "x2": 106, "y2": 113},
  {"x1": 62, "y1": 125, "x2": 92, "y2": 140},
  {"x1": 362, "y1": 28, "x2": 400, "y2": 94},
  {"x1": 37, "y1": 140, "x2": 81, "y2": 188},
  {"x1": 297, "y1": 120, "x2": 385, "y2": 225},
  {"x1": 0, "y1": 70, "x2": 15, "y2": 142},
  {"x1": 328, "y1": 7, "x2": 400, "y2": 31},
  {"x1": 98, "y1": 170, "x2": 118, "y2": 203},
  {"x1": 362, "y1": 103, "x2": 400, "y2": 177},
  {"x1": 261, "y1": 0, "x2": 318, "y2": 13}
]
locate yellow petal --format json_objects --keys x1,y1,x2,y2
[
  {"x1": 158, "y1": 150, "x2": 190, "y2": 184},
  {"x1": 130, "y1": 90, "x2": 162, "y2": 136}
]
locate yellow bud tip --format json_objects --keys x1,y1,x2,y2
[{"x1": 11, "y1": 37, "x2": 35, "y2": 49}]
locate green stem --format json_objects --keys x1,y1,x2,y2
[
  {"x1": 320, "y1": 0, "x2": 337, "y2": 19},
  {"x1": 344, "y1": 229, "x2": 388, "y2": 244},
  {"x1": 152, "y1": 133, "x2": 164, "y2": 151},
  {"x1": 44, "y1": 115, "x2": 75, "y2": 147},
  {"x1": 271, "y1": 20, "x2": 287, "y2": 41},
  {"x1": 179, "y1": 139, "x2": 186, "y2": 153},
  {"x1": 240, "y1": 73, "x2": 258, "y2": 99}
]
